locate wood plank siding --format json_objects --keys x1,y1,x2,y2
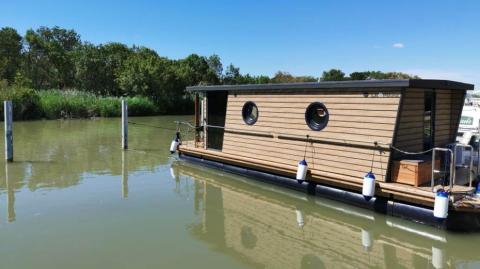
[
  {"x1": 182, "y1": 84, "x2": 467, "y2": 187},
  {"x1": 393, "y1": 88, "x2": 466, "y2": 153},
  {"x1": 393, "y1": 89, "x2": 425, "y2": 153},
  {"x1": 435, "y1": 90, "x2": 464, "y2": 146},
  {"x1": 221, "y1": 89, "x2": 402, "y2": 182}
]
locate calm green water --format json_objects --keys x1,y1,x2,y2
[{"x1": 0, "y1": 116, "x2": 479, "y2": 269}]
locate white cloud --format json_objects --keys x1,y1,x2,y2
[{"x1": 392, "y1": 43, "x2": 405, "y2": 48}]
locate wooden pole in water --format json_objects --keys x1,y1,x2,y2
[
  {"x1": 5, "y1": 162, "x2": 15, "y2": 222},
  {"x1": 4, "y1": 101, "x2": 13, "y2": 162},
  {"x1": 121, "y1": 99, "x2": 128, "y2": 149},
  {"x1": 122, "y1": 150, "x2": 128, "y2": 198}
]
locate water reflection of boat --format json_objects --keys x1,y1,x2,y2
[{"x1": 173, "y1": 161, "x2": 480, "y2": 269}]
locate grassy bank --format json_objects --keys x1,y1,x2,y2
[{"x1": 0, "y1": 88, "x2": 163, "y2": 120}]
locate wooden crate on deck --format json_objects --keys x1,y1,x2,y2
[{"x1": 392, "y1": 159, "x2": 440, "y2": 187}]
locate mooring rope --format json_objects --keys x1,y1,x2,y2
[
  {"x1": 128, "y1": 121, "x2": 178, "y2": 131},
  {"x1": 303, "y1": 135, "x2": 309, "y2": 160},
  {"x1": 389, "y1": 145, "x2": 435, "y2": 155},
  {"x1": 370, "y1": 149, "x2": 375, "y2": 172}
]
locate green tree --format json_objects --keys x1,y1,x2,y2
[
  {"x1": 206, "y1": 54, "x2": 223, "y2": 82},
  {"x1": 0, "y1": 27, "x2": 23, "y2": 84},
  {"x1": 382, "y1": 72, "x2": 419, "y2": 79},
  {"x1": 116, "y1": 47, "x2": 177, "y2": 99},
  {"x1": 100, "y1": 43, "x2": 132, "y2": 95},
  {"x1": 223, "y1": 64, "x2": 241, "y2": 84},
  {"x1": 233, "y1": 74, "x2": 264, "y2": 84},
  {"x1": 348, "y1": 71, "x2": 419, "y2": 80},
  {"x1": 74, "y1": 42, "x2": 132, "y2": 95},
  {"x1": 176, "y1": 54, "x2": 215, "y2": 86},
  {"x1": 73, "y1": 43, "x2": 105, "y2": 93},
  {"x1": 250, "y1": 75, "x2": 270, "y2": 84},
  {"x1": 321, "y1": 69, "x2": 346, "y2": 81},
  {"x1": 271, "y1": 71, "x2": 295, "y2": 83},
  {"x1": 12, "y1": 71, "x2": 32, "y2": 88},
  {"x1": 271, "y1": 71, "x2": 317, "y2": 83},
  {"x1": 24, "y1": 26, "x2": 80, "y2": 89},
  {"x1": 349, "y1": 72, "x2": 369, "y2": 80}
]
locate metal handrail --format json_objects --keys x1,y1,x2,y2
[
  {"x1": 431, "y1": 148, "x2": 454, "y2": 192},
  {"x1": 203, "y1": 124, "x2": 390, "y2": 148},
  {"x1": 453, "y1": 144, "x2": 474, "y2": 187}
]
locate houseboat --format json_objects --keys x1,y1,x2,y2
[{"x1": 173, "y1": 79, "x2": 480, "y2": 231}]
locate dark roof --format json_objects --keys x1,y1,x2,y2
[{"x1": 186, "y1": 79, "x2": 474, "y2": 92}]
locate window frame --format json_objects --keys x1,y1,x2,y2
[
  {"x1": 305, "y1": 102, "x2": 329, "y2": 131},
  {"x1": 242, "y1": 101, "x2": 259, "y2": 125}
]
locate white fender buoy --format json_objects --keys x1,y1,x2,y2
[
  {"x1": 431, "y1": 246, "x2": 445, "y2": 269},
  {"x1": 295, "y1": 209, "x2": 305, "y2": 228},
  {"x1": 361, "y1": 229, "x2": 372, "y2": 252},
  {"x1": 169, "y1": 132, "x2": 181, "y2": 154},
  {"x1": 433, "y1": 190, "x2": 449, "y2": 219},
  {"x1": 296, "y1": 159, "x2": 308, "y2": 183},
  {"x1": 170, "y1": 167, "x2": 176, "y2": 179},
  {"x1": 362, "y1": 172, "x2": 376, "y2": 199},
  {"x1": 169, "y1": 138, "x2": 179, "y2": 154}
]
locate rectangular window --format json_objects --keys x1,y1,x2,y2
[
  {"x1": 460, "y1": 116, "x2": 474, "y2": 126},
  {"x1": 423, "y1": 91, "x2": 435, "y2": 150}
]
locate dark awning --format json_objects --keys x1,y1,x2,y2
[{"x1": 186, "y1": 79, "x2": 474, "y2": 92}]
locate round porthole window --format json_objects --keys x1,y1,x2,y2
[
  {"x1": 242, "y1": 101, "x2": 258, "y2": 125},
  {"x1": 305, "y1": 102, "x2": 329, "y2": 131}
]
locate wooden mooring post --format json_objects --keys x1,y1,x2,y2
[
  {"x1": 5, "y1": 162, "x2": 15, "y2": 222},
  {"x1": 121, "y1": 99, "x2": 128, "y2": 149},
  {"x1": 122, "y1": 150, "x2": 128, "y2": 198},
  {"x1": 4, "y1": 101, "x2": 13, "y2": 162}
]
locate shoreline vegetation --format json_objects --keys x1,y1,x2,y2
[
  {"x1": 1, "y1": 26, "x2": 420, "y2": 120},
  {"x1": 0, "y1": 88, "x2": 164, "y2": 120}
]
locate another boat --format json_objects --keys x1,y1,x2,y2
[
  {"x1": 456, "y1": 98, "x2": 480, "y2": 144},
  {"x1": 174, "y1": 79, "x2": 480, "y2": 231}
]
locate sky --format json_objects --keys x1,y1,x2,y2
[{"x1": 1, "y1": 0, "x2": 479, "y2": 87}]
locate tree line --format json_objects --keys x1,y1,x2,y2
[{"x1": 0, "y1": 26, "x2": 418, "y2": 112}]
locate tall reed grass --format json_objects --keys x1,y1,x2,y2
[{"x1": 0, "y1": 87, "x2": 159, "y2": 120}]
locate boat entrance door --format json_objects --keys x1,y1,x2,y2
[{"x1": 206, "y1": 91, "x2": 228, "y2": 150}]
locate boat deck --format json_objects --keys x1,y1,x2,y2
[{"x1": 179, "y1": 141, "x2": 480, "y2": 212}]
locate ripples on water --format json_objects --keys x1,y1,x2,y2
[{"x1": 0, "y1": 116, "x2": 479, "y2": 269}]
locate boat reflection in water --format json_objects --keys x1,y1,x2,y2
[{"x1": 172, "y1": 161, "x2": 480, "y2": 269}]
